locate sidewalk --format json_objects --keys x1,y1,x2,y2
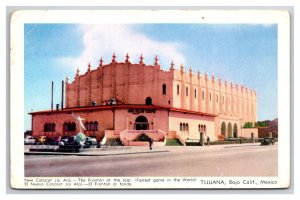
[
  {"x1": 24, "y1": 145, "x2": 169, "y2": 156},
  {"x1": 24, "y1": 142, "x2": 265, "y2": 156}
]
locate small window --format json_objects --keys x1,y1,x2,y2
[
  {"x1": 210, "y1": 93, "x2": 212, "y2": 102},
  {"x1": 202, "y1": 91, "x2": 205, "y2": 100},
  {"x1": 186, "y1": 123, "x2": 189, "y2": 131},
  {"x1": 186, "y1": 87, "x2": 188, "y2": 96},
  {"x1": 183, "y1": 123, "x2": 186, "y2": 131},
  {"x1": 162, "y1": 84, "x2": 166, "y2": 95},
  {"x1": 180, "y1": 123, "x2": 182, "y2": 131},
  {"x1": 194, "y1": 89, "x2": 197, "y2": 98},
  {"x1": 177, "y1": 85, "x2": 180, "y2": 95}
]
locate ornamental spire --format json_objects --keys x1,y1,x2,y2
[
  {"x1": 189, "y1": 66, "x2": 193, "y2": 75},
  {"x1": 154, "y1": 55, "x2": 160, "y2": 66},
  {"x1": 197, "y1": 68, "x2": 201, "y2": 78},
  {"x1": 99, "y1": 57, "x2": 103, "y2": 67},
  {"x1": 112, "y1": 52, "x2": 116, "y2": 63},
  {"x1": 66, "y1": 76, "x2": 70, "y2": 83},
  {"x1": 87, "y1": 62, "x2": 91, "y2": 72},
  {"x1": 180, "y1": 63, "x2": 184, "y2": 73},
  {"x1": 76, "y1": 68, "x2": 80, "y2": 77},
  {"x1": 139, "y1": 54, "x2": 144, "y2": 64},
  {"x1": 170, "y1": 60, "x2": 175, "y2": 71},
  {"x1": 125, "y1": 53, "x2": 130, "y2": 63}
]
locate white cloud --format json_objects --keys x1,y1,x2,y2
[{"x1": 58, "y1": 24, "x2": 185, "y2": 73}]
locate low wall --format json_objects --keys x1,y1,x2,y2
[
  {"x1": 241, "y1": 128, "x2": 258, "y2": 138},
  {"x1": 167, "y1": 131, "x2": 177, "y2": 139},
  {"x1": 105, "y1": 130, "x2": 119, "y2": 139}
]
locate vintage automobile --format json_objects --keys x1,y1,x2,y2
[
  {"x1": 24, "y1": 136, "x2": 36, "y2": 145},
  {"x1": 261, "y1": 137, "x2": 275, "y2": 145},
  {"x1": 84, "y1": 136, "x2": 97, "y2": 148},
  {"x1": 52, "y1": 136, "x2": 62, "y2": 145},
  {"x1": 35, "y1": 136, "x2": 47, "y2": 144}
]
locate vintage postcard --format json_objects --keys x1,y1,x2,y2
[{"x1": 10, "y1": 9, "x2": 290, "y2": 189}]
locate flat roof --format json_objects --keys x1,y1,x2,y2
[{"x1": 29, "y1": 104, "x2": 217, "y2": 117}]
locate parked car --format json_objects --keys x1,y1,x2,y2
[
  {"x1": 24, "y1": 136, "x2": 36, "y2": 145},
  {"x1": 60, "y1": 136, "x2": 69, "y2": 144},
  {"x1": 65, "y1": 136, "x2": 79, "y2": 145},
  {"x1": 44, "y1": 137, "x2": 55, "y2": 145},
  {"x1": 85, "y1": 136, "x2": 97, "y2": 148},
  {"x1": 261, "y1": 137, "x2": 275, "y2": 145},
  {"x1": 35, "y1": 136, "x2": 47, "y2": 144},
  {"x1": 52, "y1": 136, "x2": 62, "y2": 145}
]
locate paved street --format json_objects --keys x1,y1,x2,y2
[{"x1": 25, "y1": 143, "x2": 277, "y2": 177}]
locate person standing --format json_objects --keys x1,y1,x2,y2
[
  {"x1": 207, "y1": 136, "x2": 210, "y2": 146},
  {"x1": 148, "y1": 137, "x2": 153, "y2": 150}
]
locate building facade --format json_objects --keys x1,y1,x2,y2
[{"x1": 30, "y1": 54, "x2": 258, "y2": 145}]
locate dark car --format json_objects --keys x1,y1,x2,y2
[
  {"x1": 52, "y1": 136, "x2": 62, "y2": 145},
  {"x1": 44, "y1": 137, "x2": 54, "y2": 145},
  {"x1": 84, "y1": 136, "x2": 97, "y2": 148},
  {"x1": 261, "y1": 137, "x2": 275, "y2": 145},
  {"x1": 58, "y1": 136, "x2": 81, "y2": 152},
  {"x1": 60, "y1": 136, "x2": 69, "y2": 144}
]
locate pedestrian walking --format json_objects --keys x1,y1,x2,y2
[
  {"x1": 206, "y1": 136, "x2": 210, "y2": 146},
  {"x1": 148, "y1": 137, "x2": 153, "y2": 150}
]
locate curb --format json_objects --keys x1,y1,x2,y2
[{"x1": 24, "y1": 150, "x2": 169, "y2": 156}]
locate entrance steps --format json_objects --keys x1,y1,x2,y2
[{"x1": 119, "y1": 129, "x2": 166, "y2": 146}]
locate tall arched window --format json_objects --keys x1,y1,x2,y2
[
  {"x1": 94, "y1": 121, "x2": 99, "y2": 131},
  {"x1": 85, "y1": 122, "x2": 90, "y2": 131},
  {"x1": 162, "y1": 84, "x2": 166, "y2": 95},
  {"x1": 183, "y1": 123, "x2": 186, "y2": 131},
  {"x1": 180, "y1": 123, "x2": 183, "y2": 131},
  {"x1": 221, "y1": 122, "x2": 226, "y2": 136},
  {"x1": 186, "y1": 123, "x2": 189, "y2": 131},
  {"x1": 177, "y1": 85, "x2": 180, "y2": 95},
  {"x1": 228, "y1": 122, "x2": 233, "y2": 138},
  {"x1": 186, "y1": 87, "x2": 188, "y2": 96},
  {"x1": 71, "y1": 122, "x2": 76, "y2": 131},
  {"x1": 44, "y1": 123, "x2": 48, "y2": 132},
  {"x1": 52, "y1": 123, "x2": 55, "y2": 131},
  {"x1": 194, "y1": 89, "x2": 197, "y2": 98}
]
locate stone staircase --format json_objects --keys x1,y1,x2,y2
[{"x1": 120, "y1": 129, "x2": 166, "y2": 146}]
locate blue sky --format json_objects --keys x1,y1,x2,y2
[{"x1": 24, "y1": 23, "x2": 277, "y2": 131}]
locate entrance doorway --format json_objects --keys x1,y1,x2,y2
[{"x1": 135, "y1": 116, "x2": 149, "y2": 130}]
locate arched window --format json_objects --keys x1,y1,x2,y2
[
  {"x1": 221, "y1": 122, "x2": 226, "y2": 136},
  {"x1": 183, "y1": 123, "x2": 186, "y2": 131},
  {"x1": 233, "y1": 123, "x2": 238, "y2": 138},
  {"x1": 194, "y1": 89, "x2": 197, "y2": 98},
  {"x1": 145, "y1": 97, "x2": 152, "y2": 105},
  {"x1": 180, "y1": 123, "x2": 183, "y2": 131},
  {"x1": 177, "y1": 85, "x2": 180, "y2": 95},
  {"x1": 94, "y1": 121, "x2": 99, "y2": 131},
  {"x1": 198, "y1": 124, "x2": 200, "y2": 132},
  {"x1": 186, "y1": 87, "x2": 188, "y2": 96},
  {"x1": 85, "y1": 122, "x2": 89, "y2": 131},
  {"x1": 52, "y1": 123, "x2": 55, "y2": 132},
  {"x1": 217, "y1": 94, "x2": 219, "y2": 103},
  {"x1": 210, "y1": 93, "x2": 212, "y2": 102},
  {"x1": 202, "y1": 91, "x2": 205, "y2": 100},
  {"x1": 44, "y1": 123, "x2": 48, "y2": 132},
  {"x1": 162, "y1": 84, "x2": 166, "y2": 95},
  {"x1": 204, "y1": 125, "x2": 206, "y2": 132},
  {"x1": 228, "y1": 122, "x2": 233, "y2": 138},
  {"x1": 71, "y1": 122, "x2": 76, "y2": 131},
  {"x1": 186, "y1": 123, "x2": 189, "y2": 131}
]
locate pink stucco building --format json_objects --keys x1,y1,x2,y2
[{"x1": 30, "y1": 53, "x2": 258, "y2": 145}]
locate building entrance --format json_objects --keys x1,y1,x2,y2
[{"x1": 134, "y1": 116, "x2": 149, "y2": 130}]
